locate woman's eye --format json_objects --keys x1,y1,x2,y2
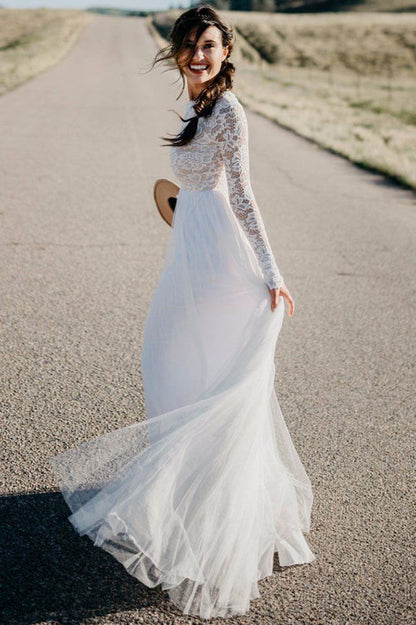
[{"x1": 185, "y1": 43, "x2": 214, "y2": 48}]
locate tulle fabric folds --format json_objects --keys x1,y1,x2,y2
[{"x1": 49, "y1": 188, "x2": 316, "y2": 619}]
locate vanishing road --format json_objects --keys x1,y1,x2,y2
[{"x1": 1, "y1": 14, "x2": 414, "y2": 625}]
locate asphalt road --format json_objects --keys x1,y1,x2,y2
[{"x1": 0, "y1": 14, "x2": 414, "y2": 625}]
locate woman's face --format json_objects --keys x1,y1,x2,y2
[{"x1": 178, "y1": 25, "x2": 229, "y2": 92}]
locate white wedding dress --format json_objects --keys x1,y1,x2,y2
[{"x1": 49, "y1": 90, "x2": 316, "y2": 620}]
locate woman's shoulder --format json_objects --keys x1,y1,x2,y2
[
  {"x1": 213, "y1": 90, "x2": 247, "y2": 129},
  {"x1": 216, "y1": 89, "x2": 241, "y2": 110},
  {"x1": 209, "y1": 90, "x2": 248, "y2": 144},
  {"x1": 213, "y1": 90, "x2": 246, "y2": 123}
]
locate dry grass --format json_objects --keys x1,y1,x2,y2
[
  {"x1": 0, "y1": 8, "x2": 93, "y2": 96},
  {"x1": 347, "y1": 0, "x2": 416, "y2": 10},
  {"x1": 152, "y1": 10, "x2": 416, "y2": 191}
]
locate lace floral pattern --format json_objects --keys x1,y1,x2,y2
[{"x1": 170, "y1": 91, "x2": 285, "y2": 290}]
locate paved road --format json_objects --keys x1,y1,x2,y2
[{"x1": 1, "y1": 14, "x2": 414, "y2": 625}]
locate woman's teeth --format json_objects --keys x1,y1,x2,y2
[{"x1": 189, "y1": 64, "x2": 209, "y2": 72}]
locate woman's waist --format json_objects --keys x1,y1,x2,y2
[
  {"x1": 173, "y1": 186, "x2": 230, "y2": 223},
  {"x1": 176, "y1": 186, "x2": 229, "y2": 207},
  {"x1": 178, "y1": 185, "x2": 222, "y2": 195}
]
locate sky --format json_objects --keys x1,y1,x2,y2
[{"x1": 1, "y1": 0, "x2": 191, "y2": 9}]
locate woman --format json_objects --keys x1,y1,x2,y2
[{"x1": 49, "y1": 5, "x2": 316, "y2": 620}]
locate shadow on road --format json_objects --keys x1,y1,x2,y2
[
  {"x1": 1, "y1": 491, "x2": 169, "y2": 624},
  {"x1": 1, "y1": 491, "x2": 285, "y2": 624}
]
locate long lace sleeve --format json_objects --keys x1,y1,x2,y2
[{"x1": 214, "y1": 99, "x2": 285, "y2": 290}]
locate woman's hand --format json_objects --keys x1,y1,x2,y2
[{"x1": 267, "y1": 283, "x2": 295, "y2": 316}]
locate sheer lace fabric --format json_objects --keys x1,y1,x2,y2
[{"x1": 170, "y1": 91, "x2": 285, "y2": 290}]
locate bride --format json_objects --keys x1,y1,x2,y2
[{"x1": 49, "y1": 5, "x2": 316, "y2": 620}]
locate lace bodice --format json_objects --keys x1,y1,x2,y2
[{"x1": 170, "y1": 90, "x2": 285, "y2": 290}]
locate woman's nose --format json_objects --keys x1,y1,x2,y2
[{"x1": 192, "y1": 49, "x2": 206, "y2": 61}]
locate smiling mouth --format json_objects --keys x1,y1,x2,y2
[{"x1": 188, "y1": 64, "x2": 209, "y2": 73}]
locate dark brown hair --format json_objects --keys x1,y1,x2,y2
[{"x1": 150, "y1": 4, "x2": 235, "y2": 148}]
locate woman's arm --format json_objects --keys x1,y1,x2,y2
[{"x1": 215, "y1": 99, "x2": 285, "y2": 291}]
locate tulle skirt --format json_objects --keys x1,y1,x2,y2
[{"x1": 49, "y1": 187, "x2": 316, "y2": 619}]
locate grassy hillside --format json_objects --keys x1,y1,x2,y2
[
  {"x1": 151, "y1": 10, "x2": 416, "y2": 191},
  {"x1": 346, "y1": 0, "x2": 416, "y2": 11},
  {"x1": 0, "y1": 9, "x2": 93, "y2": 96}
]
